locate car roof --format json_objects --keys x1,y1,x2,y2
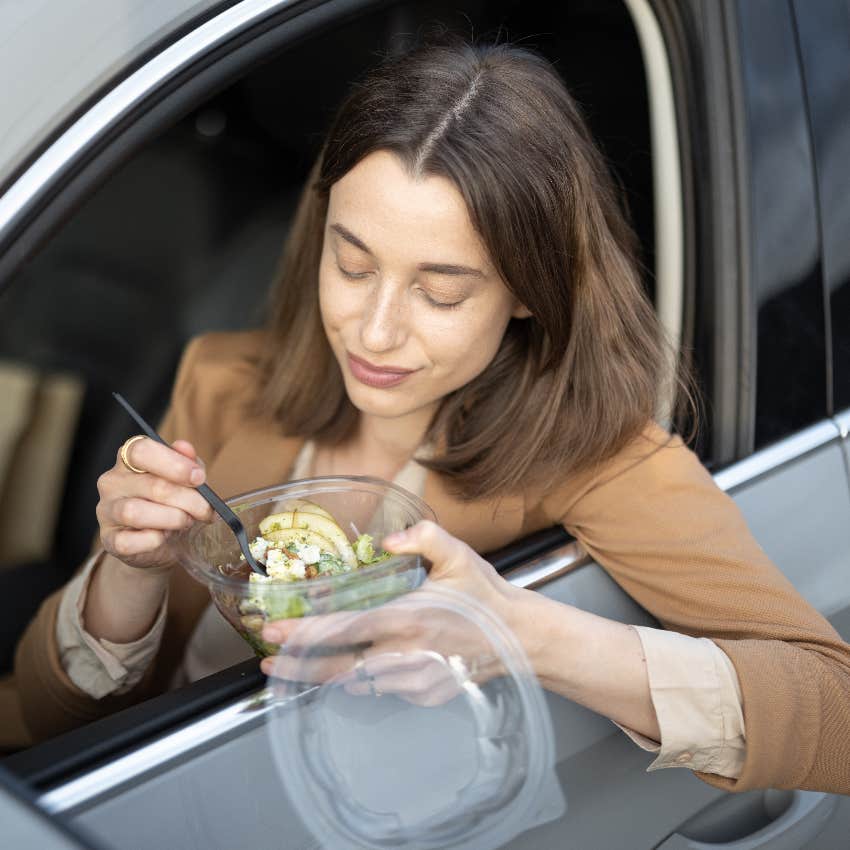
[{"x1": 0, "y1": 0, "x2": 232, "y2": 187}]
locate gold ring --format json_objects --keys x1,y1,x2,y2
[{"x1": 120, "y1": 435, "x2": 148, "y2": 474}]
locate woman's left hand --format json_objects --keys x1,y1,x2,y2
[{"x1": 260, "y1": 521, "x2": 526, "y2": 704}]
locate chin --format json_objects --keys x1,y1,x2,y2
[{"x1": 342, "y1": 380, "x2": 414, "y2": 419}]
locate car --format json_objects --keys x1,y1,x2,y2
[{"x1": 1, "y1": 0, "x2": 849, "y2": 848}]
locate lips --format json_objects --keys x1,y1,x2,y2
[{"x1": 347, "y1": 352, "x2": 415, "y2": 388}]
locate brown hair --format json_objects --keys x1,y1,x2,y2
[{"x1": 261, "y1": 40, "x2": 694, "y2": 500}]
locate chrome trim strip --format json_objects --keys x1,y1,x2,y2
[
  {"x1": 39, "y1": 689, "x2": 279, "y2": 814},
  {"x1": 505, "y1": 541, "x2": 588, "y2": 589},
  {"x1": 712, "y1": 419, "x2": 840, "y2": 492},
  {"x1": 835, "y1": 408, "x2": 850, "y2": 440},
  {"x1": 0, "y1": 0, "x2": 295, "y2": 241}
]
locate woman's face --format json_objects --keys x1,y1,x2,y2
[{"x1": 319, "y1": 150, "x2": 528, "y2": 423}]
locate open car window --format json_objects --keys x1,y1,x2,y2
[{"x1": 0, "y1": 0, "x2": 661, "y2": 735}]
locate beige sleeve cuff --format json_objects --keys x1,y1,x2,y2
[
  {"x1": 614, "y1": 626, "x2": 746, "y2": 779},
  {"x1": 55, "y1": 552, "x2": 168, "y2": 699}
]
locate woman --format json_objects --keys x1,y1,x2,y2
[{"x1": 13, "y1": 41, "x2": 850, "y2": 794}]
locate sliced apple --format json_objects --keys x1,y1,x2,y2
[
  {"x1": 259, "y1": 500, "x2": 332, "y2": 534},
  {"x1": 261, "y1": 510, "x2": 356, "y2": 568},
  {"x1": 282, "y1": 499, "x2": 335, "y2": 521},
  {"x1": 263, "y1": 527, "x2": 337, "y2": 556}
]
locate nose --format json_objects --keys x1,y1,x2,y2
[{"x1": 359, "y1": 278, "x2": 407, "y2": 354}]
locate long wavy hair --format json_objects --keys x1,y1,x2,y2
[{"x1": 259, "y1": 40, "x2": 694, "y2": 501}]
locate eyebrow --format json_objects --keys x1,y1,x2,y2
[{"x1": 330, "y1": 222, "x2": 485, "y2": 278}]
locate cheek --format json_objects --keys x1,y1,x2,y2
[
  {"x1": 318, "y1": 260, "x2": 357, "y2": 334},
  {"x1": 422, "y1": 304, "x2": 511, "y2": 380}
]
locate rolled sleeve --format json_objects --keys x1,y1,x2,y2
[
  {"x1": 615, "y1": 626, "x2": 746, "y2": 779},
  {"x1": 56, "y1": 553, "x2": 168, "y2": 699}
]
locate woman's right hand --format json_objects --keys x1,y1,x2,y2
[{"x1": 96, "y1": 437, "x2": 214, "y2": 572}]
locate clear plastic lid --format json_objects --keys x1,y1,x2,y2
[{"x1": 265, "y1": 584, "x2": 565, "y2": 850}]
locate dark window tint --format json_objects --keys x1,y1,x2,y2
[
  {"x1": 736, "y1": 0, "x2": 828, "y2": 447},
  {"x1": 792, "y1": 0, "x2": 850, "y2": 414}
]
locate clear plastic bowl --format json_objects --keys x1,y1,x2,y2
[{"x1": 172, "y1": 476, "x2": 435, "y2": 657}]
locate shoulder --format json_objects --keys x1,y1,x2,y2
[
  {"x1": 539, "y1": 421, "x2": 715, "y2": 524},
  {"x1": 163, "y1": 329, "x2": 274, "y2": 455},
  {"x1": 177, "y1": 329, "x2": 268, "y2": 378}
]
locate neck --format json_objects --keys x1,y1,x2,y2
[{"x1": 354, "y1": 404, "x2": 435, "y2": 466}]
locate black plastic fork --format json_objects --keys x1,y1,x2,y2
[{"x1": 112, "y1": 392, "x2": 267, "y2": 576}]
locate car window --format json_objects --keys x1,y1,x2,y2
[
  {"x1": 0, "y1": 0, "x2": 233, "y2": 188},
  {"x1": 0, "y1": 0, "x2": 661, "y2": 733}
]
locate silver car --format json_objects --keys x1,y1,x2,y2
[{"x1": 1, "y1": 1, "x2": 849, "y2": 848}]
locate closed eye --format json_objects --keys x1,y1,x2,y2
[
  {"x1": 337, "y1": 263, "x2": 371, "y2": 280},
  {"x1": 421, "y1": 290, "x2": 465, "y2": 310}
]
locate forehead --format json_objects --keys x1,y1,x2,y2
[{"x1": 327, "y1": 150, "x2": 490, "y2": 267}]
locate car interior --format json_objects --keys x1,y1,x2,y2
[{"x1": 0, "y1": 0, "x2": 656, "y2": 685}]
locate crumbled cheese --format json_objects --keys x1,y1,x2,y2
[
  {"x1": 287, "y1": 558, "x2": 307, "y2": 579},
  {"x1": 295, "y1": 543, "x2": 321, "y2": 565},
  {"x1": 265, "y1": 549, "x2": 307, "y2": 581},
  {"x1": 249, "y1": 536, "x2": 270, "y2": 563},
  {"x1": 265, "y1": 548, "x2": 288, "y2": 576}
]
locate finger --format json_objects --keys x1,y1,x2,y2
[
  {"x1": 171, "y1": 440, "x2": 198, "y2": 462},
  {"x1": 118, "y1": 437, "x2": 205, "y2": 486},
  {"x1": 261, "y1": 649, "x2": 359, "y2": 683},
  {"x1": 102, "y1": 527, "x2": 166, "y2": 558},
  {"x1": 261, "y1": 645, "x2": 434, "y2": 685},
  {"x1": 344, "y1": 659, "x2": 463, "y2": 706},
  {"x1": 398, "y1": 678, "x2": 465, "y2": 707},
  {"x1": 170, "y1": 441, "x2": 208, "y2": 475},
  {"x1": 263, "y1": 605, "x2": 417, "y2": 648},
  {"x1": 108, "y1": 497, "x2": 197, "y2": 531},
  {"x1": 343, "y1": 668, "x2": 456, "y2": 699},
  {"x1": 382, "y1": 520, "x2": 476, "y2": 577},
  {"x1": 262, "y1": 609, "x2": 361, "y2": 645},
  {"x1": 139, "y1": 475, "x2": 214, "y2": 521},
  {"x1": 99, "y1": 473, "x2": 212, "y2": 523}
]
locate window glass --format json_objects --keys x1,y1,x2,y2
[
  {"x1": 0, "y1": 0, "x2": 231, "y2": 187},
  {"x1": 736, "y1": 0, "x2": 828, "y2": 447},
  {"x1": 792, "y1": 0, "x2": 850, "y2": 414}
]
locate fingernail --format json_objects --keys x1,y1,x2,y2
[
  {"x1": 190, "y1": 468, "x2": 204, "y2": 485},
  {"x1": 260, "y1": 658, "x2": 273, "y2": 675}
]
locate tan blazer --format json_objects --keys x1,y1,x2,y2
[{"x1": 8, "y1": 331, "x2": 850, "y2": 794}]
